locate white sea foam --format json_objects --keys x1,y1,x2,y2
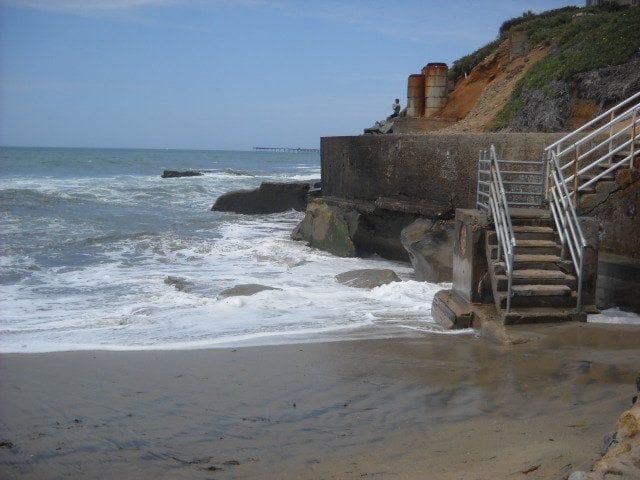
[
  {"x1": 0, "y1": 207, "x2": 454, "y2": 353},
  {"x1": 588, "y1": 308, "x2": 640, "y2": 325},
  {"x1": 0, "y1": 148, "x2": 456, "y2": 353}
]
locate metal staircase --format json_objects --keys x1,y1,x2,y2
[
  {"x1": 476, "y1": 91, "x2": 640, "y2": 323},
  {"x1": 477, "y1": 147, "x2": 582, "y2": 323}
]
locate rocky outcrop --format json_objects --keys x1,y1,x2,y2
[
  {"x1": 582, "y1": 168, "x2": 640, "y2": 260},
  {"x1": 400, "y1": 218, "x2": 455, "y2": 283},
  {"x1": 569, "y1": 377, "x2": 640, "y2": 480},
  {"x1": 218, "y1": 284, "x2": 281, "y2": 298},
  {"x1": 164, "y1": 276, "x2": 194, "y2": 292},
  {"x1": 161, "y1": 170, "x2": 204, "y2": 178},
  {"x1": 292, "y1": 197, "x2": 452, "y2": 261},
  {"x1": 292, "y1": 198, "x2": 360, "y2": 257},
  {"x1": 335, "y1": 269, "x2": 401, "y2": 289},
  {"x1": 212, "y1": 181, "x2": 313, "y2": 215}
]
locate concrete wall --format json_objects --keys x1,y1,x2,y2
[{"x1": 321, "y1": 133, "x2": 564, "y2": 209}]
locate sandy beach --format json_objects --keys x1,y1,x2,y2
[{"x1": 1, "y1": 322, "x2": 639, "y2": 480}]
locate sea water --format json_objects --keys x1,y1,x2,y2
[{"x1": 0, "y1": 147, "x2": 455, "y2": 353}]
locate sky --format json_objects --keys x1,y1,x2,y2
[{"x1": 0, "y1": 0, "x2": 582, "y2": 151}]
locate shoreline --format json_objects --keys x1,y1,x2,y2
[{"x1": 1, "y1": 322, "x2": 639, "y2": 479}]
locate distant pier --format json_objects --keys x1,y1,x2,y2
[{"x1": 253, "y1": 147, "x2": 319, "y2": 153}]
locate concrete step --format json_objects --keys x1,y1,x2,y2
[
  {"x1": 497, "y1": 284, "x2": 576, "y2": 309},
  {"x1": 514, "y1": 239, "x2": 561, "y2": 255},
  {"x1": 487, "y1": 227, "x2": 557, "y2": 244},
  {"x1": 502, "y1": 307, "x2": 586, "y2": 325},
  {"x1": 488, "y1": 242, "x2": 560, "y2": 258},
  {"x1": 578, "y1": 179, "x2": 616, "y2": 195},
  {"x1": 513, "y1": 225, "x2": 556, "y2": 240},
  {"x1": 513, "y1": 254, "x2": 562, "y2": 270},
  {"x1": 509, "y1": 208, "x2": 553, "y2": 228},
  {"x1": 495, "y1": 269, "x2": 576, "y2": 290}
]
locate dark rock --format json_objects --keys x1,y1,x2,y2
[
  {"x1": 292, "y1": 199, "x2": 359, "y2": 257},
  {"x1": 164, "y1": 276, "x2": 193, "y2": 293},
  {"x1": 293, "y1": 197, "x2": 444, "y2": 261},
  {"x1": 401, "y1": 218, "x2": 455, "y2": 283},
  {"x1": 506, "y1": 80, "x2": 571, "y2": 132},
  {"x1": 572, "y1": 53, "x2": 640, "y2": 109},
  {"x1": 212, "y1": 182, "x2": 312, "y2": 214},
  {"x1": 218, "y1": 284, "x2": 281, "y2": 298},
  {"x1": 335, "y1": 269, "x2": 401, "y2": 289},
  {"x1": 161, "y1": 170, "x2": 204, "y2": 178}
]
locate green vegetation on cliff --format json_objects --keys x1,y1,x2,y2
[
  {"x1": 493, "y1": 6, "x2": 640, "y2": 130},
  {"x1": 451, "y1": 5, "x2": 640, "y2": 132}
]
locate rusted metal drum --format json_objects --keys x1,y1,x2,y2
[
  {"x1": 406, "y1": 74, "x2": 425, "y2": 117},
  {"x1": 422, "y1": 62, "x2": 448, "y2": 117}
]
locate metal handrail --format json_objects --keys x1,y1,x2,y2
[
  {"x1": 545, "y1": 90, "x2": 640, "y2": 157},
  {"x1": 478, "y1": 146, "x2": 517, "y2": 312},
  {"x1": 477, "y1": 153, "x2": 545, "y2": 210},
  {"x1": 540, "y1": 91, "x2": 640, "y2": 312},
  {"x1": 548, "y1": 151, "x2": 587, "y2": 310},
  {"x1": 544, "y1": 91, "x2": 640, "y2": 203}
]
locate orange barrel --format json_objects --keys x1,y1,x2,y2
[
  {"x1": 406, "y1": 74, "x2": 425, "y2": 117},
  {"x1": 422, "y1": 62, "x2": 448, "y2": 117}
]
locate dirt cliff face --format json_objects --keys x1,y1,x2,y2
[
  {"x1": 437, "y1": 41, "x2": 549, "y2": 132},
  {"x1": 430, "y1": 44, "x2": 639, "y2": 134}
]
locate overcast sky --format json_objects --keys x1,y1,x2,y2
[{"x1": 0, "y1": 0, "x2": 581, "y2": 150}]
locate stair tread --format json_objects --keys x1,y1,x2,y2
[
  {"x1": 502, "y1": 308, "x2": 586, "y2": 323},
  {"x1": 511, "y1": 284, "x2": 572, "y2": 295},
  {"x1": 514, "y1": 254, "x2": 560, "y2": 262},
  {"x1": 516, "y1": 239, "x2": 559, "y2": 247},
  {"x1": 512, "y1": 269, "x2": 571, "y2": 279},
  {"x1": 512, "y1": 226, "x2": 554, "y2": 233},
  {"x1": 509, "y1": 208, "x2": 551, "y2": 219}
]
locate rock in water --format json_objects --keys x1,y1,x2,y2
[
  {"x1": 218, "y1": 284, "x2": 281, "y2": 298},
  {"x1": 161, "y1": 170, "x2": 204, "y2": 178},
  {"x1": 212, "y1": 182, "x2": 313, "y2": 214},
  {"x1": 164, "y1": 276, "x2": 193, "y2": 292},
  {"x1": 401, "y1": 218, "x2": 455, "y2": 283},
  {"x1": 335, "y1": 269, "x2": 401, "y2": 289},
  {"x1": 292, "y1": 199, "x2": 359, "y2": 257}
]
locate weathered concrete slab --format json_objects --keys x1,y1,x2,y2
[{"x1": 321, "y1": 133, "x2": 564, "y2": 209}]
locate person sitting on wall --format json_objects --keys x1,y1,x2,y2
[{"x1": 389, "y1": 98, "x2": 401, "y2": 119}]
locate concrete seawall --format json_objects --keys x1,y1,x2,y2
[{"x1": 321, "y1": 133, "x2": 564, "y2": 208}]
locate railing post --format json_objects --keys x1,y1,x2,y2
[
  {"x1": 573, "y1": 146, "x2": 580, "y2": 206},
  {"x1": 608, "y1": 110, "x2": 615, "y2": 167},
  {"x1": 632, "y1": 108, "x2": 638, "y2": 170}
]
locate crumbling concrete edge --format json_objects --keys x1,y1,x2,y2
[{"x1": 432, "y1": 289, "x2": 534, "y2": 345}]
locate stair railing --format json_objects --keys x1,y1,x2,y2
[
  {"x1": 547, "y1": 150, "x2": 587, "y2": 311},
  {"x1": 542, "y1": 91, "x2": 640, "y2": 312},
  {"x1": 544, "y1": 90, "x2": 640, "y2": 203},
  {"x1": 477, "y1": 146, "x2": 516, "y2": 312}
]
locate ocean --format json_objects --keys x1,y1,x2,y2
[{"x1": 0, "y1": 147, "x2": 454, "y2": 353}]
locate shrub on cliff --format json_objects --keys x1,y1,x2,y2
[{"x1": 492, "y1": 6, "x2": 640, "y2": 131}]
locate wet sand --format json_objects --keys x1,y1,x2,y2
[{"x1": 1, "y1": 322, "x2": 639, "y2": 479}]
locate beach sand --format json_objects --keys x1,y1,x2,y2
[{"x1": 1, "y1": 322, "x2": 639, "y2": 479}]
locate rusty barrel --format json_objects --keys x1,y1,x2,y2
[
  {"x1": 406, "y1": 74, "x2": 425, "y2": 117},
  {"x1": 422, "y1": 62, "x2": 448, "y2": 117}
]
